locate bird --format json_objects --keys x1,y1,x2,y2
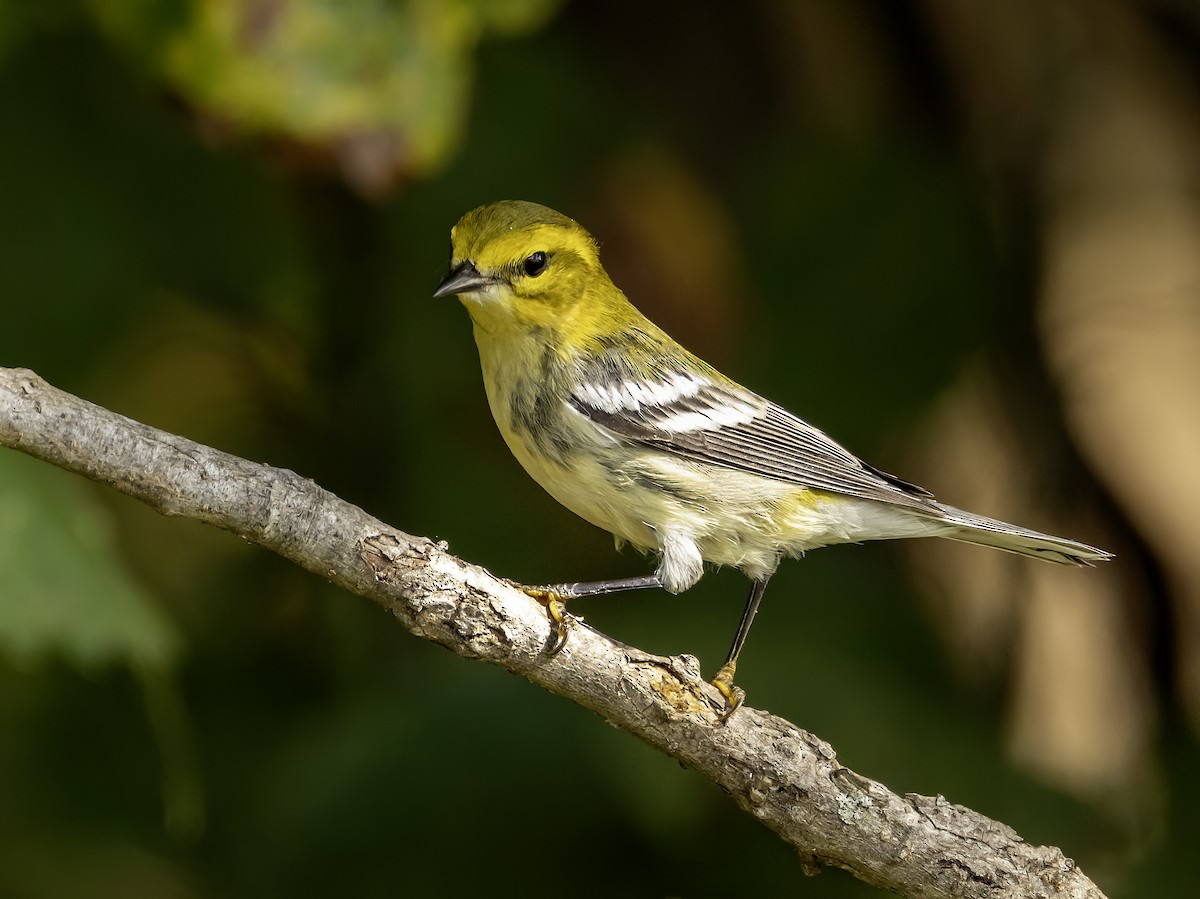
[{"x1": 433, "y1": 199, "x2": 1113, "y2": 717}]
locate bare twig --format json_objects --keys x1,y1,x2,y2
[{"x1": 0, "y1": 367, "x2": 1106, "y2": 899}]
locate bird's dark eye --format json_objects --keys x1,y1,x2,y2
[{"x1": 523, "y1": 252, "x2": 548, "y2": 277}]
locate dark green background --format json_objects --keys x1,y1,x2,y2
[{"x1": 0, "y1": 2, "x2": 1185, "y2": 897}]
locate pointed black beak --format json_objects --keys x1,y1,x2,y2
[{"x1": 433, "y1": 261, "x2": 491, "y2": 298}]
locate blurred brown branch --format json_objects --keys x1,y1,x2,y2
[{"x1": 0, "y1": 366, "x2": 1107, "y2": 899}]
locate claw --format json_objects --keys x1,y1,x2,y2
[
  {"x1": 545, "y1": 596, "x2": 570, "y2": 655},
  {"x1": 524, "y1": 586, "x2": 571, "y2": 655},
  {"x1": 710, "y1": 660, "x2": 745, "y2": 723}
]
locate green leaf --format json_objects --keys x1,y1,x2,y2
[
  {"x1": 0, "y1": 449, "x2": 180, "y2": 671},
  {"x1": 90, "y1": 0, "x2": 565, "y2": 191}
]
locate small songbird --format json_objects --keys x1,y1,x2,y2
[{"x1": 433, "y1": 200, "x2": 1112, "y2": 716}]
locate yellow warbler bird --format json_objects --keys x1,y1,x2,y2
[{"x1": 434, "y1": 200, "x2": 1112, "y2": 715}]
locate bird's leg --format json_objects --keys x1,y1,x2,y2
[
  {"x1": 524, "y1": 574, "x2": 664, "y2": 655},
  {"x1": 711, "y1": 576, "x2": 770, "y2": 721}
]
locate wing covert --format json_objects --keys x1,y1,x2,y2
[{"x1": 566, "y1": 350, "x2": 936, "y2": 511}]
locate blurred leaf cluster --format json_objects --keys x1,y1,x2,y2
[
  {"x1": 92, "y1": 0, "x2": 562, "y2": 193},
  {"x1": 0, "y1": 1, "x2": 1197, "y2": 897}
]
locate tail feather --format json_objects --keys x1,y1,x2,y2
[{"x1": 927, "y1": 503, "x2": 1114, "y2": 567}]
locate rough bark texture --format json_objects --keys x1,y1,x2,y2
[{"x1": 0, "y1": 367, "x2": 1107, "y2": 899}]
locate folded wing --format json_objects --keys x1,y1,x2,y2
[{"x1": 566, "y1": 348, "x2": 939, "y2": 513}]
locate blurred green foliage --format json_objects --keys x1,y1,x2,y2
[
  {"x1": 0, "y1": 2, "x2": 1189, "y2": 898},
  {"x1": 0, "y1": 451, "x2": 178, "y2": 668},
  {"x1": 92, "y1": 0, "x2": 563, "y2": 192}
]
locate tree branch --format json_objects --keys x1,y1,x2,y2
[{"x1": 0, "y1": 367, "x2": 1106, "y2": 899}]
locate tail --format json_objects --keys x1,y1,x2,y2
[{"x1": 926, "y1": 502, "x2": 1114, "y2": 567}]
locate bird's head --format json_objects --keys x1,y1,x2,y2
[{"x1": 434, "y1": 201, "x2": 618, "y2": 336}]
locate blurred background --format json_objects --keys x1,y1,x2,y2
[{"x1": 0, "y1": 0, "x2": 1196, "y2": 896}]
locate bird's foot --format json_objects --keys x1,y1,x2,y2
[
  {"x1": 522, "y1": 585, "x2": 571, "y2": 655},
  {"x1": 710, "y1": 661, "x2": 745, "y2": 723}
]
